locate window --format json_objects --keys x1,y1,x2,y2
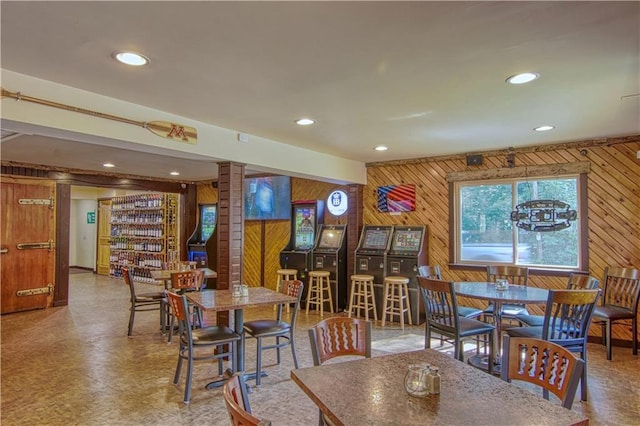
[{"x1": 452, "y1": 174, "x2": 585, "y2": 270}]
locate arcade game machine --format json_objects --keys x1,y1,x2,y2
[
  {"x1": 311, "y1": 224, "x2": 348, "y2": 311},
  {"x1": 354, "y1": 225, "x2": 394, "y2": 313},
  {"x1": 386, "y1": 225, "x2": 429, "y2": 324},
  {"x1": 186, "y1": 203, "x2": 218, "y2": 288},
  {"x1": 279, "y1": 200, "x2": 325, "y2": 300}
]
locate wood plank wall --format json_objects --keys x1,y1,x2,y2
[
  {"x1": 364, "y1": 136, "x2": 640, "y2": 342},
  {"x1": 198, "y1": 177, "x2": 349, "y2": 291}
]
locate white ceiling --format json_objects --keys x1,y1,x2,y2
[{"x1": 1, "y1": 1, "x2": 639, "y2": 182}]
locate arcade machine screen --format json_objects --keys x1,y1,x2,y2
[
  {"x1": 200, "y1": 205, "x2": 216, "y2": 242},
  {"x1": 318, "y1": 228, "x2": 344, "y2": 249},
  {"x1": 294, "y1": 207, "x2": 316, "y2": 250},
  {"x1": 391, "y1": 229, "x2": 422, "y2": 253},
  {"x1": 362, "y1": 228, "x2": 392, "y2": 250}
]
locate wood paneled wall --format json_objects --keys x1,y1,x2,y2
[
  {"x1": 364, "y1": 136, "x2": 640, "y2": 342},
  {"x1": 197, "y1": 177, "x2": 349, "y2": 291}
]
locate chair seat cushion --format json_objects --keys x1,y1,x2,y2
[
  {"x1": 244, "y1": 320, "x2": 291, "y2": 337},
  {"x1": 190, "y1": 326, "x2": 240, "y2": 345},
  {"x1": 515, "y1": 314, "x2": 544, "y2": 327},
  {"x1": 506, "y1": 325, "x2": 543, "y2": 338},
  {"x1": 458, "y1": 305, "x2": 484, "y2": 319},
  {"x1": 593, "y1": 305, "x2": 634, "y2": 321},
  {"x1": 458, "y1": 317, "x2": 495, "y2": 337}
]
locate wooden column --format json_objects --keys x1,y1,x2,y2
[
  {"x1": 346, "y1": 184, "x2": 364, "y2": 280},
  {"x1": 216, "y1": 162, "x2": 245, "y2": 326},
  {"x1": 53, "y1": 183, "x2": 70, "y2": 307}
]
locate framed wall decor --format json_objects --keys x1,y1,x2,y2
[{"x1": 377, "y1": 184, "x2": 416, "y2": 212}]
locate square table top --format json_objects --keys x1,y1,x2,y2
[
  {"x1": 186, "y1": 286, "x2": 296, "y2": 311},
  {"x1": 291, "y1": 349, "x2": 589, "y2": 426}
]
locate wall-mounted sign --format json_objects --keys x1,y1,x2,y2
[
  {"x1": 377, "y1": 184, "x2": 416, "y2": 213},
  {"x1": 327, "y1": 190, "x2": 348, "y2": 216},
  {"x1": 87, "y1": 211, "x2": 96, "y2": 224}
]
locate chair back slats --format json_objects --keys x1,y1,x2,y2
[
  {"x1": 167, "y1": 291, "x2": 188, "y2": 323},
  {"x1": 567, "y1": 273, "x2": 599, "y2": 290},
  {"x1": 171, "y1": 270, "x2": 205, "y2": 291},
  {"x1": 602, "y1": 267, "x2": 640, "y2": 311},
  {"x1": 223, "y1": 373, "x2": 271, "y2": 426},
  {"x1": 278, "y1": 280, "x2": 304, "y2": 324},
  {"x1": 487, "y1": 265, "x2": 529, "y2": 286},
  {"x1": 543, "y1": 289, "x2": 600, "y2": 343},
  {"x1": 417, "y1": 277, "x2": 459, "y2": 332},
  {"x1": 418, "y1": 265, "x2": 443, "y2": 280},
  {"x1": 309, "y1": 317, "x2": 372, "y2": 365},
  {"x1": 502, "y1": 335, "x2": 584, "y2": 409}
]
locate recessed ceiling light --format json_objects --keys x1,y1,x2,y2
[
  {"x1": 295, "y1": 118, "x2": 316, "y2": 126},
  {"x1": 506, "y1": 72, "x2": 539, "y2": 85},
  {"x1": 534, "y1": 125, "x2": 555, "y2": 132},
  {"x1": 112, "y1": 51, "x2": 149, "y2": 66},
  {"x1": 170, "y1": 171, "x2": 180, "y2": 176},
  {"x1": 103, "y1": 163, "x2": 115, "y2": 168},
  {"x1": 375, "y1": 145, "x2": 388, "y2": 151}
]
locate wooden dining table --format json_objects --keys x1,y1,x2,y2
[
  {"x1": 291, "y1": 349, "x2": 589, "y2": 426},
  {"x1": 454, "y1": 281, "x2": 549, "y2": 372},
  {"x1": 186, "y1": 286, "x2": 296, "y2": 386}
]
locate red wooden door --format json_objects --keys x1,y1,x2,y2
[{"x1": 1, "y1": 177, "x2": 56, "y2": 313}]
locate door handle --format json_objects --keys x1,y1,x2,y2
[
  {"x1": 0, "y1": 248, "x2": 8, "y2": 254},
  {"x1": 16, "y1": 240, "x2": 55, "y2": 251}
]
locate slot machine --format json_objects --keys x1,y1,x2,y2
[
  {"x1": 311, "y1": 224, "x2": 348, "y2": 311},
  {"x1": 386, "y1": 225, "x2": 429, "y2": 324},
  {"x1": 354, "y1": 225, "x2": 394, "y2": 313},
  {"x1": 186, "y1": 203, "x2": 218, "y2": 288},
  {"x1": 279, "y1": 200, "x2": 325, "y2": 299}
]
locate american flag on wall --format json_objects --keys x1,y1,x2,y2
[{"x1": 377, "y1": 184, "x2": 416, "y2": 212}]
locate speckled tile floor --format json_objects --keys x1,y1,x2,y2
[{"x1": 2, "y1": 273, "x2": 639, "y2": 426}]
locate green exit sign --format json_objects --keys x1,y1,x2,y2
[{"x1": 87, "y1": 212, "x2": 96, "y2": 224}]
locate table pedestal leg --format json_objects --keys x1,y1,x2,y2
[{"x1": 467, "y1": 301, "x2": 502, "y2": 375}]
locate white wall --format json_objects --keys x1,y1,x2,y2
[{"x1": 70, "y1": 199, "x2": 98, "y2": 269}]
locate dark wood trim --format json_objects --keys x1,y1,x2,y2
[
  {"x1": 366, "y1": 134, "x2": 640, "y2": 167},
  {"x1": 448, "y1": 181, "x2": 455, "y2": 264},
  {"x1": 260, "y1": 221, "x2": 266, "y2": 287},
  {"x1": 54, "y1": 183, "x2": 70, "y2": 307},
  {"x1": 579, "y1": 172, "x2": 589, "y2": 272},
  {"x1": 182, "y1": 184, "x2": 198, "y2": 260},
  {"x1": 445, "y1": 161, "x2": 590, "y2": 183},
  {"x1": 347, "y1": 184, "x2": 364, "y2": 280}
]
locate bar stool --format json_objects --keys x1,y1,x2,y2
[
  {"x1": 276, "y1": 269, "x2": 298, "y2": 313},
  {"x1": 348, "y1": 274, "x2": 378, "y2": 321},
  {"x1": 381, "y1": 276, "x2": 412, "y2": 329},
  {"x1": 306, "y1": 271, "x2": 334, "y2": 317}
]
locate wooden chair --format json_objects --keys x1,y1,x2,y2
[
  {"x1": 506, "y1": 288, "x2": 600, "y2": 401},
  {"x1": 418, "y1": 265, "x2": 483, "y2": 319},
  {"x1": 122, "y1": 267, "x2": 165, "y2": 337},
  {"x1": 516, "y1": 273, "x2": 600, "y2": 327},
  {"x1": 167, "y1": 269, "x2": 206, "y2": 342},
  {"x1": 167, "y1": 291, "x2": 241, "y2": 404},
  {"x1": 243, "y1": 280, "x2": 304, "y2": 385},
  {"x1": 417, "y1": 276, "x2": 494, "y2": 373},
  {"x1": 222, "y1": 373, "x2": 272, "y2": 426},
  {"x1": 592, "y1": 266, "x2": 640, "y2": 360},
  {"x1": 308, "y1": 317, "x2": 372, "y2": 426},
  {"x1": 502, "y1": 335, "x2": 584, "y2": 409},
  {"x1": 484, "y1": 265, "x2": 530, "y2": 322}
]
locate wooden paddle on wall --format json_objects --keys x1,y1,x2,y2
[{"x1": 1, "y1": 87, "x2": 197, "y2": 144}]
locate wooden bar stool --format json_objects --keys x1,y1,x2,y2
[
  {"x1": 381, "y1": 276, "x2": 412, "y2": 329},
  {"x1": 276, "y1": 269, "x2": 298, "y2": 313},
  {"x1": 306, "y1": 271, "x2": 334, "y2": 317},
  {"x1": 348, "y1": 274, "x2": 378, "y2": 321}
]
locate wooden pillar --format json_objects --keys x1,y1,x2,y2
[
  {"x1": 216, "y1": 162, "x2": 245, "y2": 290},
  {"x1": 216, "y1": 162, "x2": 245, "y2": 325},
  {"x1": 53, "y1": 183, "x2": 70, "y2": 307},
  {"x1": 346, "y1": 184, "x2": 364, "y2": 280}
]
